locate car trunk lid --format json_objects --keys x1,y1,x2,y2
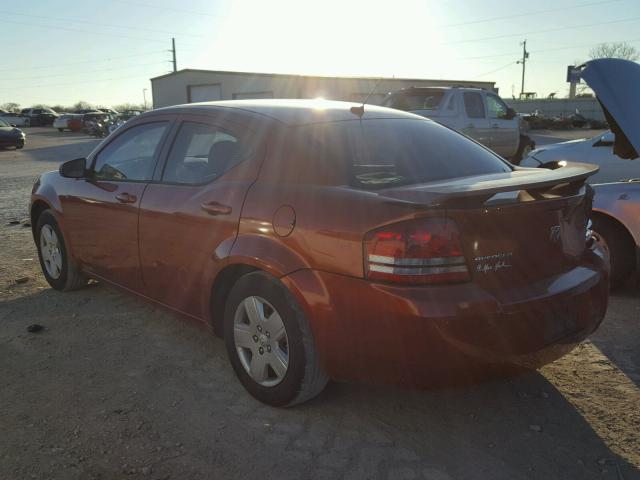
[{"x1": 376, "y1": 164, "x2": 597, "y2": 293}]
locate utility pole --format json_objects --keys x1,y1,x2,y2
[
  {"x1": 171, "y1": 37, "x2": 177, "y2": 73},
  {"x1": 516, "y1": 40, "x2": 529, "y2": 99},
  {"x1": 143, "y1": 88, "x2": 148, "y2": 110}
]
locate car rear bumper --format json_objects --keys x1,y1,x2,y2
[{"x1": 282, "y1": 248, "x2": 608, "y2": 386}]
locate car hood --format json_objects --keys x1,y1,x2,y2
[
  {"x1": 0, "y1": 126, "x2": 22, "y2": 135},
  {"x1": 581, "y1": 58, "x2": 640, "y2": 159}
]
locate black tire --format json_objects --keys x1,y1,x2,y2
[
  {"x1": 513, "y1": 135, "x2": 535, "y2": 164},
  {"x1": 592, "y1": 216, "x2": 635, "y2": 289},
  {"x1": 224, "y1": 271, "x2": 328, "y2": 407},
  {"x1": 16, "y1": 142, "x2": 24, "y2": 150},
  {"x1": 35, "y1": 210, "x2": 87, "y2": 291}
]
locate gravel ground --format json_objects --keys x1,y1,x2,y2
[{"x1": 1, "y1": 128, "x2": 639, "y2": 480}]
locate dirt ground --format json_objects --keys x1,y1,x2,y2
[{"x1": 1, "y1": 128, "x2": 639, "y2": 480}]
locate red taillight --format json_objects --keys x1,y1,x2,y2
[{"x1": 364, "y1": 218, "x2": 469, "y2": 285}]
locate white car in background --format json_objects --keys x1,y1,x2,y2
[
  {"x1": 521, "y1": 130, "x2": 638, "y2": 184},
  {"x1": 53, "y1": 114, "x2": 83, "y2": 132},
  {"x1": 0, "y1": 112, "x2": 31, "y2": 127}
]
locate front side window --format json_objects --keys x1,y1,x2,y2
[
  {"x1": 486, "y1": 94, "x2": 508, "y2": 119},
  {"x1": 162, "y1": 121, "x2": 248, "y2": 185},
  {"x1": 463, "y1": 92, "x2": 485, "y2": 118},
  {"x1": 92, "y1": 122, "x2": 168, "y2": 181}
]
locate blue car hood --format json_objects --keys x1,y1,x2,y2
[{"x1": 581, "y1": 58, "x2": 640, "y2": 158}]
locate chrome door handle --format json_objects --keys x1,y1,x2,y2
[
  {"x1": 201, "y1": 201, "x2": 232, "y2": 216},
  {"x1": 115, "y1": 192, "x2": 137, "y2": 203}
]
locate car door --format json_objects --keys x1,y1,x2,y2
[
  {"x1": 60, "y1": 118, "x2": 173, "y2": 291},
  {"x1": 484, "y1": 92, "x2": 519, "y2": 158},
  {"x1": 138, "y1": 113, "x2": 265, "y2": 319},
  {"x1": 461, "y1": 91, "x2": 492, "y2": 147}
]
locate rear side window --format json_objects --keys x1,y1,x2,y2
[
  {"x1": 388, "y1": 90, "x2": 445, "y2": 111},
  {"x1": 162, "y1": 121, "x2": 248, "y2": 185},
  {"x1": 295, "y1": 119, "x2": 511, "y2": 189},
  {"x1": 92, "y1": 122, "x2": 168, "y2": 181},
  {"x1": 463, "y1": 92, "x2": 485, "y2": 118}
]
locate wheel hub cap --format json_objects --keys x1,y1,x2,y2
[
  {"x1": 40, "y1": 225, "x2": 63, "y2": 280},
  {"x1": 233, "y1": 296, "x2": 289, "y2": 387}
]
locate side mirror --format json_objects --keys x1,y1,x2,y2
[
  {"x1": 505, "y1": 107, "x2": 517, "y2": 120},
  {"x1": 59, "y1": 157, "x2": 87, "y2": 178}
]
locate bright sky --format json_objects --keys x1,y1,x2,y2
[{"x1": 2, "y1": 0, "x2": 639, "y2": 108}]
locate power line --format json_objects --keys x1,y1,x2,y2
[
  {"x1": 438, "y1": 0, "x2": 622, "y2": 28},
  {"x1": 0, "y1": 61, "x2": 167, "y2": 82},
  {"x1": 0, "y1": 70, "x2": 165, "y2": 91},
  {"x1": 109, "y1": 0, "x2": 224, "y2": 17},
  {"x1": 443, "y1": 15, "x2": 640, "y2": 46},
  {"x1": 4, "y1": 19, "x2": 174, "y2": 44},
  {"x1": 0, "y1": 51, "x2": 166, "y2": 73},
  {"x1": 456, "y1": 36, "x2": 640, "y2": 60},
  {"x1": 0, "y1": 11, "x2": 204, "y2": 37},
  {"x1": 474, "y1": 61, "x2": 518, "y2": 78}
]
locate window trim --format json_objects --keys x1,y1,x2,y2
[{"x1": 88, "y1": 119, "x2": 173, "y2": 184}]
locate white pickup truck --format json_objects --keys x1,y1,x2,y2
[{"x1": 382, "y1": 87, "x2": 534, "y2": 163}]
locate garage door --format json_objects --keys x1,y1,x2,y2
[{"x1": 189, "y1": 84, "x2": 222, "y2": 103}]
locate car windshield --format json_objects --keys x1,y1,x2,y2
[
  {"x1": 297, "y1": 118, "x2": 512, "y2": 189},
  {"x1": 0, "y1": 119, "x2": 9, "y2": 127}
]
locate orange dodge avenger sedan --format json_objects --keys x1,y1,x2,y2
[{"x1": 31, "y1": 100, "x2": 608, "y2": 406}]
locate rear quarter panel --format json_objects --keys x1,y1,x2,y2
[{"x1": 592, "y1": 182, "x2": 640, "y2": 247}]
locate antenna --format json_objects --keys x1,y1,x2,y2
[{"x1": 350, "y1": 77, "x2": 383, "y2": 118}]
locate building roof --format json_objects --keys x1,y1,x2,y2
[
  {"x1": 150, "y1": 68, "x2": 495, "y2": 88},
  {"x1": 154, "y1": 99, "x2": 422, "y2": 125}
]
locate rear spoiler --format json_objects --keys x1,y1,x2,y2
[{"x1": 380, "y1": 163, "x2": 598, "y2": 207}]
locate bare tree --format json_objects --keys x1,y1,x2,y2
[
  {"x1": 589, "y1": 42, "x2": 639, "y2": 61},
  {"x1": 72, "y1": 101, "x2": 94, "y2": 112},
  {"x1": 1, "y1": 102, "x2": 20, "y2": 112}
]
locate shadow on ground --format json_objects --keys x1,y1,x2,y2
[{"x1": 1, "y1": 284, "x2": 638, "y2": 480}]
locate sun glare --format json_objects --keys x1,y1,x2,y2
[{"x1": 198, "y1": 0, "x2": 447, "y2": 79}]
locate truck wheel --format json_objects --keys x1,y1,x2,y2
[
  {"x1": 592, "y1": 216, "x2": 635, "y2": 289},
  {"x1": 513, "y1": 136, "x2": 535, "y2": 164}
]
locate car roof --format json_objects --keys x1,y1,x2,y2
[
  {"x1": 388, "y1": 86, "x2": 486, "y2": 94},
  {"x1": 153, "y1": 99, "x2": 422, "y2": 126}
]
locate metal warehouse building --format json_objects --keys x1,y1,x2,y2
[{"x1": 150, "y1": 69, "x2": 495, "y2": 108}]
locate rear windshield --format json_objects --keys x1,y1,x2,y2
[
  {"x1": 386, "y1": 90, "x2": 446, "y2": 111},
  {"x1": 296, "y1": 118, "x2": 511, "y2": 189}
]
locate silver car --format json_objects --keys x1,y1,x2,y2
[{"x1": 525, "y1": 59, "x2": 640, "y2": 287}]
